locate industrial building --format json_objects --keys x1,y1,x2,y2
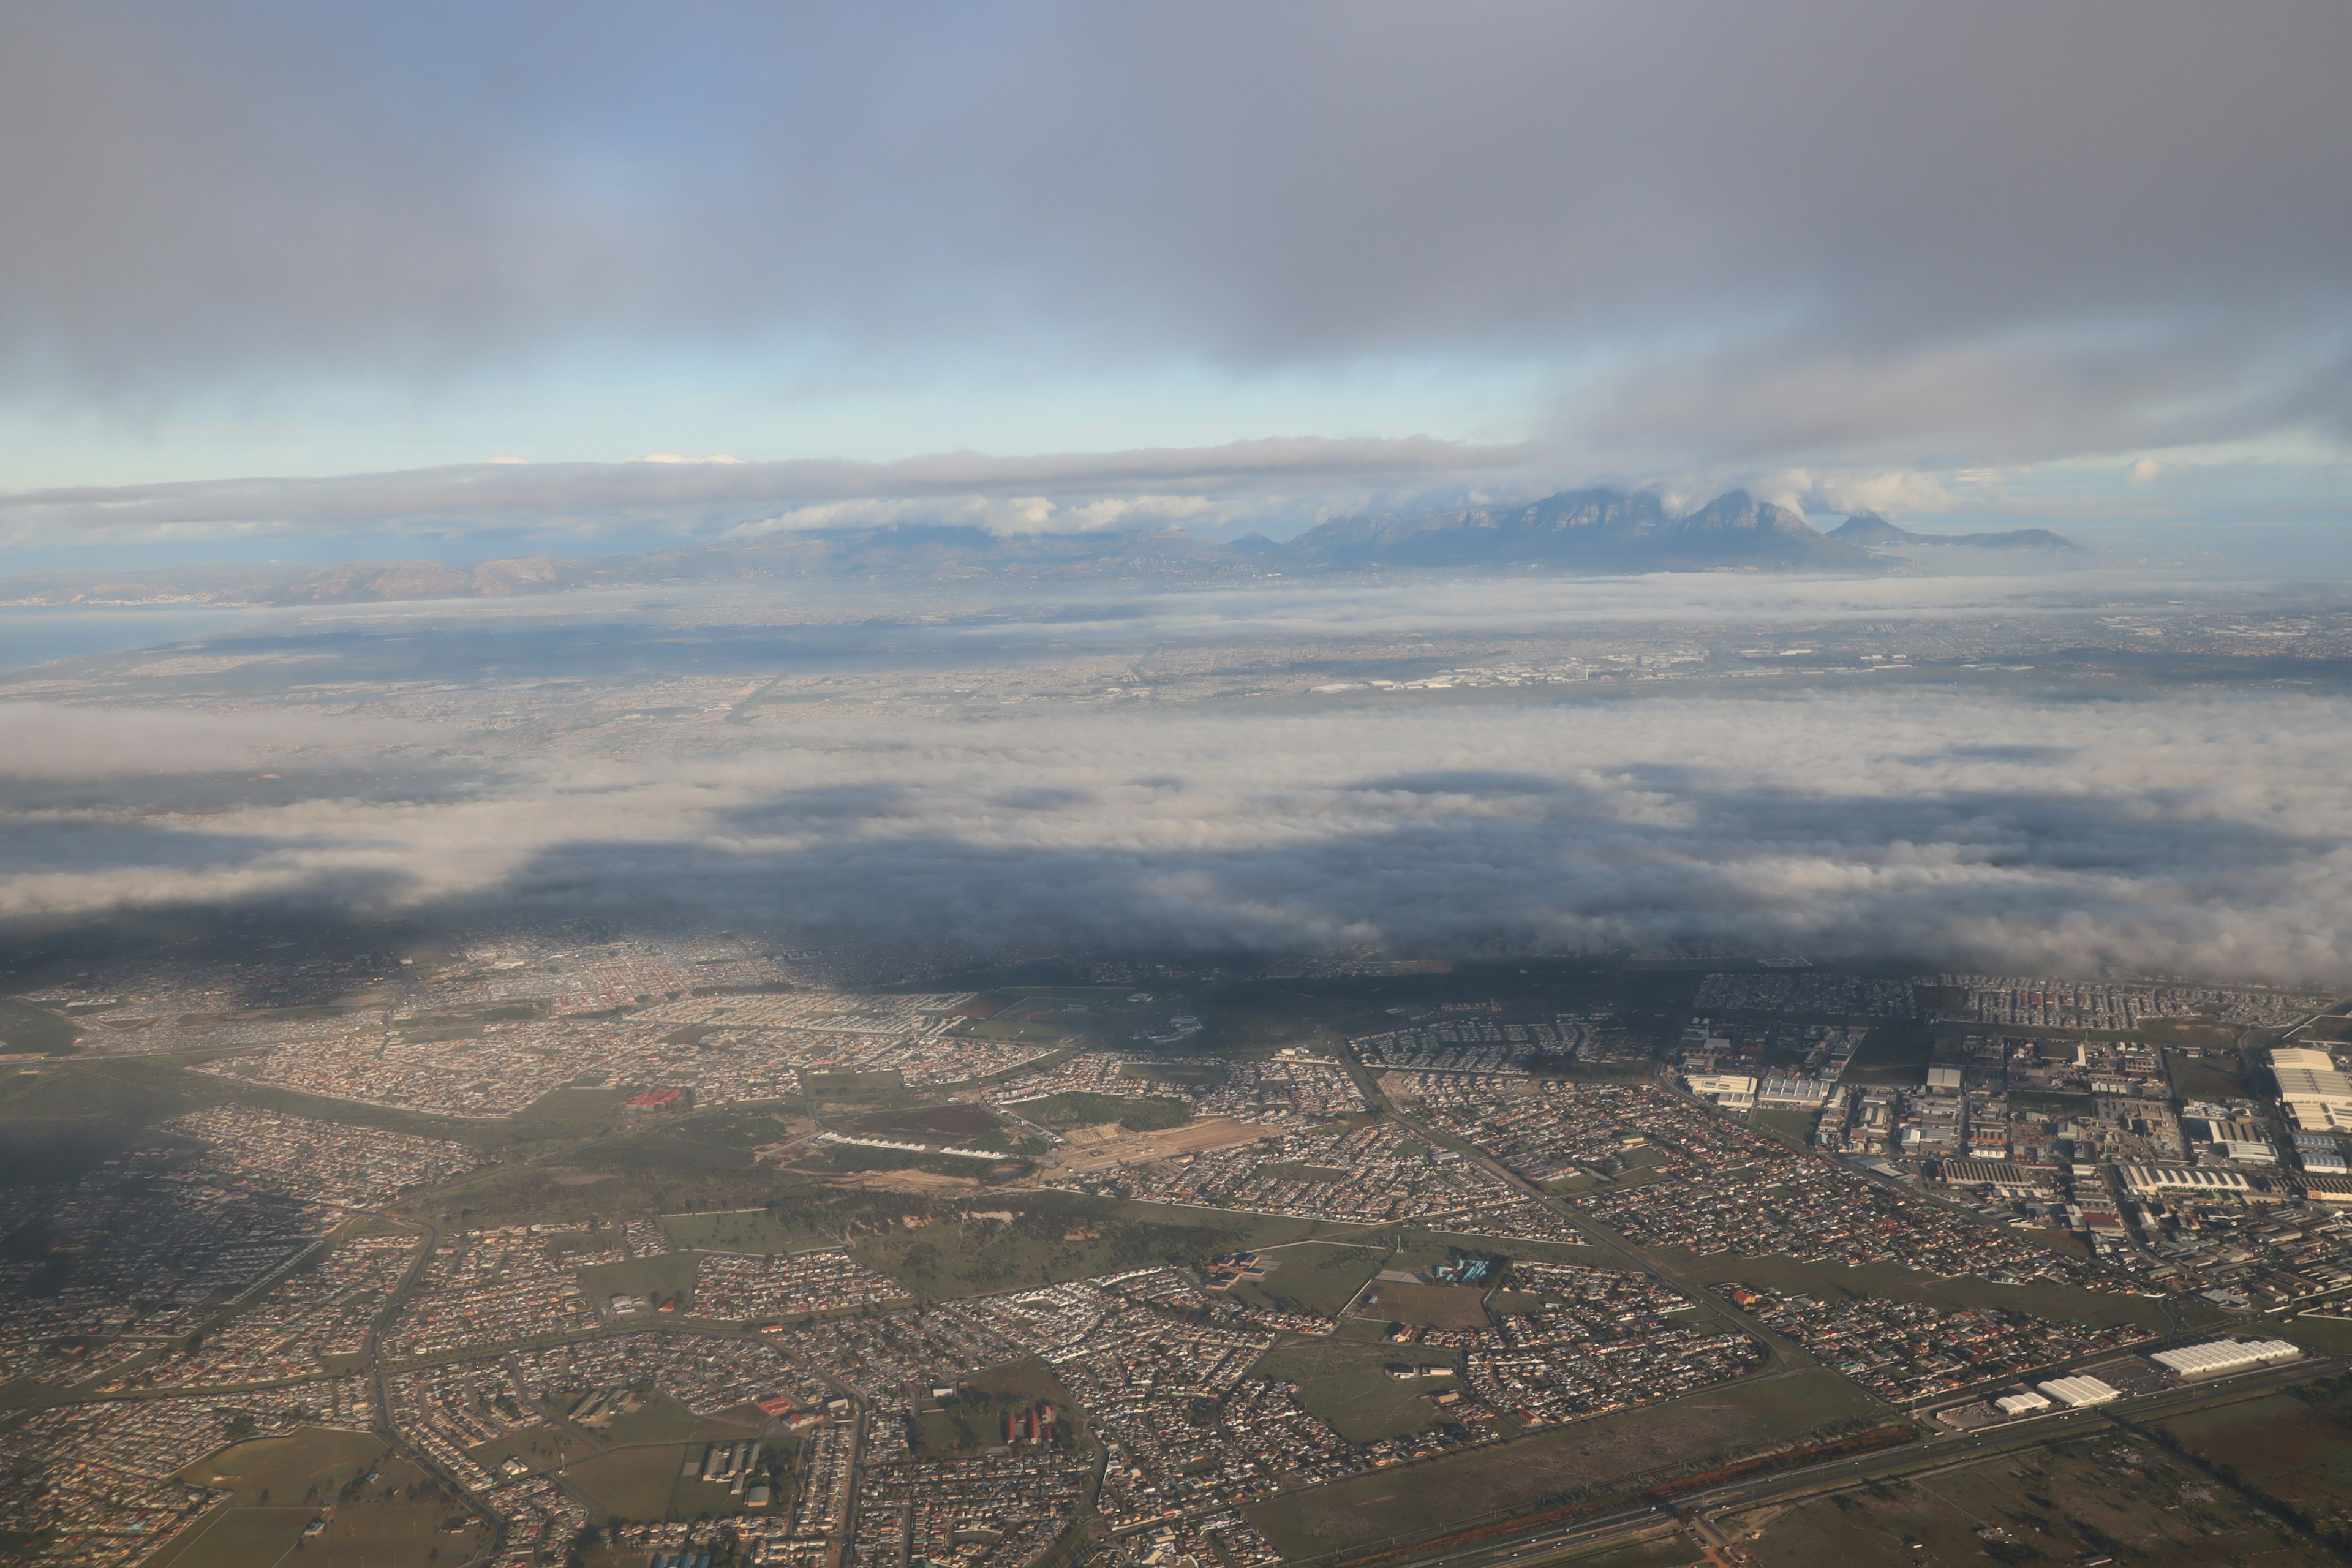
[
  {"x1": 2271, "y1": 1047, "x2": 2352, "y2": 1133},
  {"x1": 2117, "y1": 1164, "x2": 2253, "y2": 1197},
  {"x1": 2149, "y1": 1338, "x2": 2302, "y2": 1379},
  {"x1": 2035, "y1": 1375, "x2": 2121, "y2": 1408}
]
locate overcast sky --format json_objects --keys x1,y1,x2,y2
[{"x1": 2, "y1": 2, "x2": 2348, "y2": 557}]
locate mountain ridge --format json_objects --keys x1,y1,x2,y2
[
  {"x1": 1, "y1": 489, "x2": 2088, "y2": 607},
  {"x1": 1828, "y1": 511, "x2": 2082, "y2": 552}
]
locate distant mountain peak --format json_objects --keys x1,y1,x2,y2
[
  {"x1": 1283, "y1": 486, "x2": 1866, "y2": 570},
  {"x1": 1830, "y1": 512, "x2": 2083, "y2": 552}
]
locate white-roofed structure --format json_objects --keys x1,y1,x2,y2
[
  {"x1": 2035, "y1": 1375, "x2": 2121, "y2": 1408},
  {"x1": 1994, "y1": 1390, "x2": 2052, "y2": 1415},
  {"x1": 2118, "y1": 1164, "x2": 2252, "y2": 1197},
  {"x1": 2271, "y1": 1047, "x2": 2352, "y2": 1133},
  {"x1": 1683, "y1": 1072, "x2": 1757, "y2": 1109},
  {"x1": 2149, "y1": 1338, "x2": 2302, "y2": 1379}
]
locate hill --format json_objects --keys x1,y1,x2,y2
[{"x1": 1828, "y1": 511, "x2": 2082, "y2": 552}]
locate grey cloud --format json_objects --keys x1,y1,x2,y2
[
  {"x1": 2, "y1": 3, "x2": 2348, "y2": 467},
  {"x1": 7, "y1": 680, "x2": 2352, "y2": 983},
  {"x1": 0, "y1": 438, "x2": 1529, "y2": 542}
]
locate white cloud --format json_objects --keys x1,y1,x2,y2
[{"x1": 10, "y1": 666, "x2": 2352, "y2": 984}]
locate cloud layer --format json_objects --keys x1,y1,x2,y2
[
  {"x1": 9, "y1": 668, "x2": 2351, "y2": 984},
  {"x1": 3, "y1": 2, "x2": 2348, "y2": 474}
]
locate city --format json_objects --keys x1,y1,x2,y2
[{"x1": 7, "y1": 940, "x2": 2352, "y2": 1566}]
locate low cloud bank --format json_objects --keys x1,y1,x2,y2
[{"x1": 4, "y1": 682, "x2": 2347, "y2": 982}]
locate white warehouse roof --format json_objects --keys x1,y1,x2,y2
[
  {"x1": 2036, "y1": 1376, "x2": 2122, "y2": 1408},
  {"x1": 2149, "y1": 1338, "x2": 2302, "y2": 1378}
]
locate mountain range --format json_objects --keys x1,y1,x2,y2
[{"x1": 1, "y1": 489, "x2": 2082, "y2": 606}]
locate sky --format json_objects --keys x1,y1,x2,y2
[{"x1": 1, "y1": 1, "x2": 2349, "y2": 567}]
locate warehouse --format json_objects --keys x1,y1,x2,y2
[
  {"x1": 2149, "y1": 1338, "x2": 2302, "y2": 1379},
  {"x1": 2035, "y1": 1375, "x2": 2122, "y2": 1408},
  {"x1": 2271, "y1": 1047, "x2": 2352, "y2": 1133},
  {"x1": 2117, "y1": 1164, "x2": 2252, "y2": 1197}
]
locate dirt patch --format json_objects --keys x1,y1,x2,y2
[
  {"x1": 823, "y1": 1169, "x2": 986, "y2": 1193},
  {"x1": 1044, "y1": 1117, "x2": 1280, "y2": 1178},
  {"x1": 846, "y1": 1104, "x2": 1005, "y2": 1141}
]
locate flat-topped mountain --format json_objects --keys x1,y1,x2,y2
[{"x1": 1829, "y1": 511, "x2": 2082, "y2": 552}]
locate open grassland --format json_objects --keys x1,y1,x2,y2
[
  {"x1": 1358, "y1": 1280, "x2": 1494, "y2": 1330},
  {"x1": 802, "y1": 1068, "x2": 907, "y2": 1101},
  {"x1": 1017, "y1": 1090, "x2": 1193, "y2": 1131},
  {"x1": 2157, "y1": 1385, "x2": 2352, "y2": 1540},
  {"x1": 0, "y1": 998, "x2": 77, "y2": 1055},
  {"x1": 158, "y1": 1433, "x2": 491, "y2": 1568},
  {"x1": 851, "y1": 1200, "x2": 1302, "y2": 1298},
  {"x1": 1736, "y1": 1437, "x2": 2331, "y2": 1567},
  {"x1": 1254, "y1": 1335, "x2": 1463, "y2": 1444},
  {"x1": 1250, "y1": 1370, "x2": 1881, "y2": 1558},
  {"x1": 2282, "y1": 1313, "x2": 2352, "y2": 1354},
  {"x1": 659, "y1": 1208, "x2": 837, "y2": 1254},
  {"x1": 565, "y1": 1442, "x2": 745, "y2": 1524},
  {"x1": 2167, "y1": 1049, "x2": 2255, "y2": 1102},
  {"x1": 1843, "y1": 1024, "x2": 1934, "y2": 1085},
  {"x1": 1223, "y1": 1240, "x2": 1385, "y2": 1317},
  {"x1": 1655, "y1": 1248, "x2": 2197, "y2": 1334},
  {"x1": 1747, "y1": 1107, "x2": 1817, "y2": 1147}
]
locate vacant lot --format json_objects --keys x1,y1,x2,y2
[
  {"x1": 2159, "y1": 1390, "x2": 2352, "y2": 1534},
  {"x1": 1019, "y1": 1090, "x2": 1193, "y2": 1131},
  {"x1": 159, "y1": 1431, "x2": 488, "y2": 1568},
  {"x1": 853, "y1": 1203, "x2": 1311, "y2": 1298},
  {"x1": 1740, "y1": 1438, "x2": 2329, "y2": 1567},
  {"x1": 1224, "y1": 1240, "x2": 1385, "y2": 1317},
  {"x1": 1359, "y1": 1280, "x2": 1493, "y2": 1330},
  {"x1": 845, "y1": 1102, "x2": 1008, "y2": 1142},
  {"x1": 1844, "y1": 1025, "x2": 1934, "y2": 1085},
  {"x1": 565, "y1": 1442, "x2": 747, "y2": 1524},
  {"x1": 1250, "y1": 1370, "x2": 1879, "y2": 1556},
  {"x1": 1657, "y1": 1248, "x2": 2191, "y2": 1335},
  {"x1": 1254, "y1": 1335, "x2": 1461, "y2": 1444},
  {"x1": 2167, "y1": 1051, "x2": 2252, "y2": 1102}
]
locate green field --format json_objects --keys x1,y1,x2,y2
[
  {"x1": 1655, "y1": 1248, "x2": 2195, "y2": 1334},
  {"x1": 851, "y1": 1200, "x2": 1313, "y2": 1298},
  {"x1": 1749, "y1": 1107, "x2": 1817, "y2": 1147},
  {"x1": 1842, "y1": 1024, "x2": 1934, "y2": 1085},
  {"x1": 2168, "y1": 1050, "x2": 2253, "y2": 1102},
  {"x1": 1739, "y1": 1437, "x2": 2329, "y2": 1567},
  {"x1": 2158, "y1": 1388, "x2": 2352, "y2": 1536},
  {"x1": 1250, "y1": 1370, "x2": 1883, "y2": 1557},
  {"x1": 2283, "y1": 1314, "x2": 2352, "y2": 1355},
  {"x1": 0, "y1": 997, "x2": 77, "y2": 1055},
  {"x1": 659, "y1": 1209, "x2": 834, "y2": 1255},
  {"x1": 1222, "y1": 1240, "x2": 1385, "y2": 1317},
  {"x1": 576, "y1": 1250, "x2": 701, "y2": 1311},
  {"x1": 917, "y1": 1357, "x2": 1083, "y2": 1455},
  {"x1": 1253, "y1": 1335, "x2": 1463, "y2": 1442},
  {"x1": 156, "y1": 1430, "x2": 491, "y2": 1568},
  {"x1": 802, "y1": 1068, "x2": 906, "y2": 1099},
  {"x1": 564, "y1": 1442, "x2": 745, "y2": 1524}
]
